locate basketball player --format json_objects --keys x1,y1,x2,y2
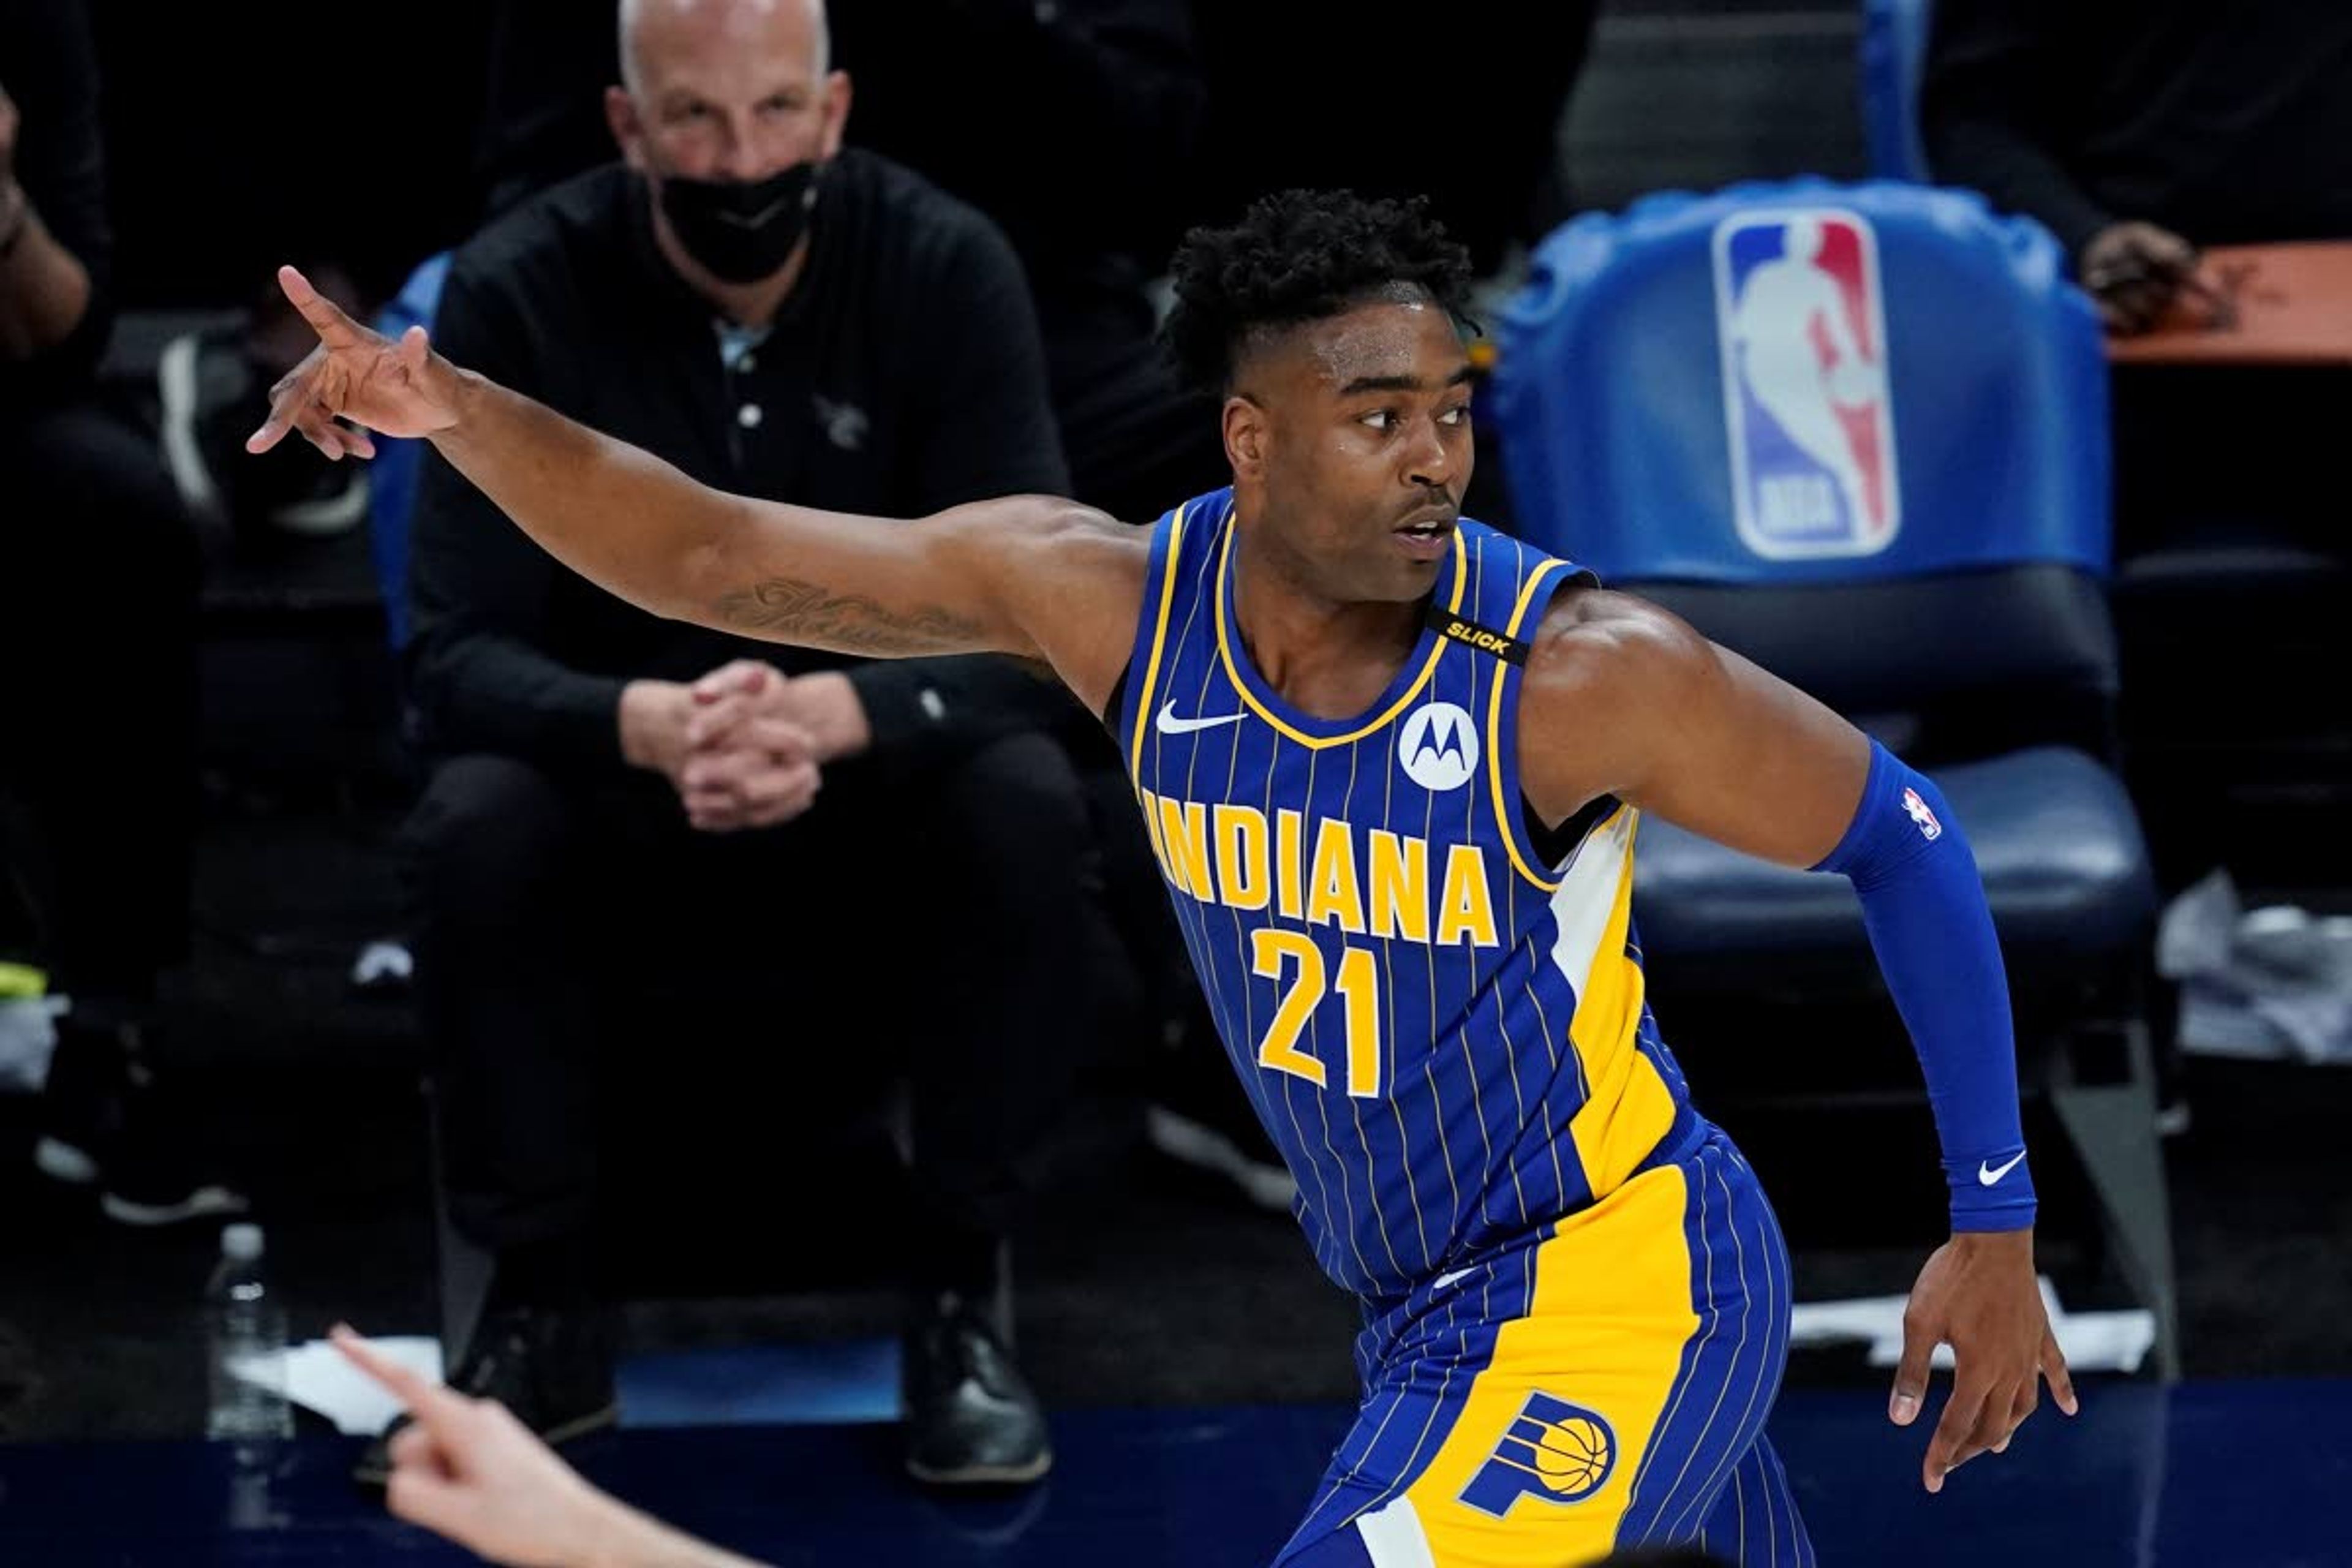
[{"x1": 266, "y1": 190, "x2": 2075, "y2": 1567}]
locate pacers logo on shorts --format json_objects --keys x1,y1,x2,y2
[{"x1": 1458, "y1": 1393, "x2": 1618, "y2": 1518}]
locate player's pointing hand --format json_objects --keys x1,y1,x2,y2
[{"x1": 245, "y1": 265, "x2": 464, "y2": 461}]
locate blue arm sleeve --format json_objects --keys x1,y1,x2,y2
[{"x1": 1813, "y1": 742, "x2": 2035, "y2": 1231}]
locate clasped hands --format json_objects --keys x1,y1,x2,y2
[{"x1": 620, "y1": 660, "x2": 869, "y2": 832}]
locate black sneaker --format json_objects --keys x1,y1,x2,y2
[
  {"x1": 34, "y1": 1020, "x2": 247, "y2": 1227},
  {"x1": 159, "y1": 324, "x2": 368, "y2": 543},
  {"x1": 353, "y1": 1306, "x2": 618, "y2": 1487},
  {"x1": 902, "y1": 1291, "x2": 1051, "y2": 1487},
  {"x1": 97, "y1": 1093, "x2": 251, "y2": 1228}
]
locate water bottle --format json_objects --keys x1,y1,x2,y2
[{"x1": 205, "y1": 1223, "x2": 293, "y2": 1444}]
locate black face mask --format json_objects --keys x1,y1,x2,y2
[{"x1": 657, "y1": 160, "x2": 823, "y2": 284}]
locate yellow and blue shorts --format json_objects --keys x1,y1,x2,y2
[{"x1": 1275, "y1": 1127, "x2": 1814, "y2": 1567}]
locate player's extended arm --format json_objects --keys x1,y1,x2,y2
[
  {"x1": 1518, "y1": 587, "x2": 2075, "y2": 1490},
  {"x1": 245, "y1": 266, "x2": 1143, "y2": 712}
]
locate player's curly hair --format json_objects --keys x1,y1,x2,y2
[{"x1": 1161, "y1": 189, "x2": 1477, "y2": 394}]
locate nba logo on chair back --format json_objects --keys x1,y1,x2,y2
[
  {"x1": 1713, "y1": 208, "x2": 1901, "y2": 560},
  {"x1": 1458, "y1": 1392, "x2": 1618, "y2": 1518}
]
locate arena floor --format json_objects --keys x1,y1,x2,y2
[{"x1": 3, "y1": 1375, "x2": 2345, "y2": 1565}]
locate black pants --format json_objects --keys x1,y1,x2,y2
[
  {"x1": 401, "y1": 729, "x2": 1101, "y2": 1297},
  {"x1": 0, "y1": 399, "x2": 199, "y2": 1009}
]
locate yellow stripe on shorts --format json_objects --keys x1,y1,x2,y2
[{"x1": 1392, "y1": 1162, "x2": 1702, "y2": 1566}]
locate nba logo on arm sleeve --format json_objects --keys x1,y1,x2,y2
[
  {"x1": 1901, "y1": 785, "x2": 1942, "y2": 840},
  {"x1": 1457, "y1": 1393, "x2": 1618, "y2": 1517},
  {"x1": 1713, "y1": 209, "x2": 1901, "y2": 560}
]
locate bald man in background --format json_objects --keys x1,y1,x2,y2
[{"x1": 377, "y1": 0, "x2": 1099, "y2": 1490}]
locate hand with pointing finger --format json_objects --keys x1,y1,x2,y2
[
  {"x1": 245, "y1": 265, "x2": 465, "y2": 461},
  {"x1": 1890, "y1": 1228, "x2": 2078, "y2": 1494},
  {"x1": 331, "y1": 1326, "x2": 772, "y2": 1568},
  {"x1": 328, "y1": 1325, "x2": 619, "y2": 1567}
]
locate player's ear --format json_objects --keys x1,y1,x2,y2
[{"x1": 1223, "y1": 394, "x2": 1267, "y2": 479}]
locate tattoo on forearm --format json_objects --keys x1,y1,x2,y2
[{"x1": 712, "y1": 578, "x2": 983, "y2": 654}]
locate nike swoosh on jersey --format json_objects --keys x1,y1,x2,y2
[
  {"x1": 1156, "y1": 701, "x2": 1247, "y2": 735},
  {"x1": 1977, "y1": 1150, "x2": 2028, "y2": 1186},
  {"x1": 1431, "y1": 1266, "x2": 1477, "y2": 1293}
]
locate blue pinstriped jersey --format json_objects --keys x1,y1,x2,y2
[{"x1": 1117, "y1": 489, "x2": 1704, "y2": 1301}]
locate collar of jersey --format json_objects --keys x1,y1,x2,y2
[{"x1": 1212, "y1": 504, "x2": 1468, "y2": 750}]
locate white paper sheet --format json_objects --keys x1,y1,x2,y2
[{"x1": 232, "y1": 1335, "x2": 444, "y2": 1436}]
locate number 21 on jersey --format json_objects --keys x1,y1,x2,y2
[{"x1": 1252, "y1": 930, "x2": 1382, "y2": 1098}]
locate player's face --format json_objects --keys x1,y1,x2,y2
[
  {"x1": 1227, "y1": 296, "x2": 1476, "y2": 605},
  {"x1": 608, "y1": 0, "x2": 850, "y2": 185}
]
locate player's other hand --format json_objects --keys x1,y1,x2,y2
[
  {"x1": 245, "y1": 265, "x2": 463, "y2": 459},
  {"x1": 1890, "y1": 1228, "x2": 2076, "y2": 1494},
  {"x1": 329, "y1": 1325, "x2": 618, "y2": 1568},
  {"x1": 2080, "y1": 222, "x2": 2198, "y2": 336}
]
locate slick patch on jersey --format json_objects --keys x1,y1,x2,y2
[{"x1": 1428, "y1": 606, "x2": 1530, "y2": 665}]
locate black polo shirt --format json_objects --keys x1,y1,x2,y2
[
  {"x1": 1923, "y1": 0, "x2": 2352, "y2": 260},
  {"x1": 406, "y1": 151, "x2": 1076, "y2": 771}
]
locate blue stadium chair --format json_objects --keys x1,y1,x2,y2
[
  {"x1": 1859, "y1": 0, "x2": 1934, "y2": 182},
  {"x1": 1493, "y1": 179, "x2": 2177, "y2": 1374},
  {"x1": 367, "y1": 249, "x2": 452, "y2": 658}
]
